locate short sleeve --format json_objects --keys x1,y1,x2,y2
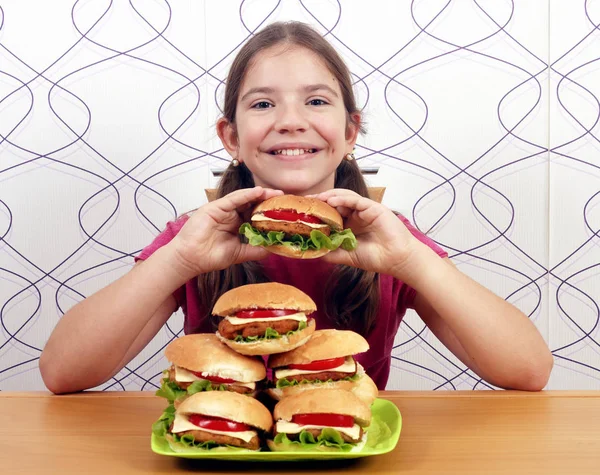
[
  {"x1": 397, "y1": 215, "x2": 448, "y2": 309},
  {"x1": 134, "y1": 216, "x2": 189, "y2": 308}
]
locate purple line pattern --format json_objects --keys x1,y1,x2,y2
[{"x1": 0, "y1": 1, "x2": 597, "y2": 391}]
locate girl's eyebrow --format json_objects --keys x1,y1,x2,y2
[{"x1": 240, "y1": 84, "x2": 339, "y2": 102}]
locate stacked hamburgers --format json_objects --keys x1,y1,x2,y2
[
  {"x1": 239, "y1": 195, "x2": 357, "y2": 259},
  {"x1": 157, "y1": 334, "x2": 267, "y2": 405},
  {"x1": 266, "y1": 329, "x2": 378, "y2": 406},
  {"x1": 213, "y1": 282, "x2": 317, "y2": 355}
]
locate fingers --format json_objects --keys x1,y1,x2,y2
[
  {"x1": 234, "y1": 244, "x2": 270, "y2": 264},
  {"x1": 216, "y1": 186, "x2": 283, "y2": 213}
]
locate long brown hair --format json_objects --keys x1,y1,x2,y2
[{"x1": 197, "y1": 21, "x2": 379, "y2": 335}]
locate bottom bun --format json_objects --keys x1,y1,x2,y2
[
  {"x1": 266, "y1": 244, "x2": 330, "y2": 260},
  {"x1": 165, "y1": 434, "x2": 258, "y2": 453},
  {"x1": 266, "y1": 366, "x2": 379, "y2": 406},
  {"x1": 266, "y1": 432, "x2": 367, "y2": 453},
  {"x1": 216, "y1": 319, "x2": 316, "y2": 356}
]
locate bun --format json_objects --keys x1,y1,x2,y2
[
  {"x1": 265, "y1": 372, "x2": 378, "y2": 406},
  {"x1": 213, "y1": 283, "x2": 316, "y2": 317},
  {"x1": 176, "y1": 391, "x2": 273, "y2": 432},
  {"x1": 273, "y1": 388, "x2": 371, "y2": 427},
  {"x1": 262, "y1": 244, "x2": 331, "y2": 260},
  {"x1": 253, "y1": 195, "x2": 343, "y2": 231},
  {"x1": 216, "y1": 318, "x2": 316, "y2": 356},
  {"x1": 165, "y1": 334, "x2": 266, "y2": 381},
  {"x1": 268, "y1": 330, "x2": 370, "y2": 368}
]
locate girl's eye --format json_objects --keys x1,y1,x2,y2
[
  {"x1": 308, "y1": 98, "x2": 328, "y2": 106},
  {"x1": 252, "y1": 101, "x2": 272, "y2": 109}
]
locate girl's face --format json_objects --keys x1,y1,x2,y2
[{"x1": 219, "y1": 45, "x2": 359, "y2": 195}]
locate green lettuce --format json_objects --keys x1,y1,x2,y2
[
  {"x1": 273, "y1": 428, "x2": 356, "y2": 451},
  {"x1": 275, "y1": 372, "x2": 360, "y2": 388},
  {"x1": 232, "y1": 320, "x2": 307, "y2": 343},
  {"x1": 239, "y1": 223, "x2": 357, "y2": 252},
  {"x1": 151, "y1": 403, "x2": 176, "y2": 438},
  {"x1": 155, "y1": 374, "x2": 228, "y2": 403}
]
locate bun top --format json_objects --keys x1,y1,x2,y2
[
  {"x1": 273, "y1": 389, "x2": 371, "y2": 427},
  {"x1": 165, "y1": 334, "x2": 266, "y2": 381},
  {"x1": 213, "y1": 282, "x2": 317, "y2": 317},
  {"x1": 268, "y1": 329, "x2": 369, "y2": 368},
  {"x1": 252, "y1": 195, "x2": 343, "y2": 231},
  {"x1": 177, "y1": 391, "x2": 273, "y2": 432}
]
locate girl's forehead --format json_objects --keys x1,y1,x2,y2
[{"x1": 241, "y1": 44, "x2": 339, "y2": 90}]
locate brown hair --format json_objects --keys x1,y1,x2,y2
[{"x1": 197, "y1": 21, "x2": 379, "y2": 336}]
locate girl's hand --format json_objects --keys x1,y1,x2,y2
[
  {"x1": 169, "y1": 186, "x2": 283, "y2": 278},
  {"x1": 311, "y1": 189, "x2": 422, "y2": 277}
]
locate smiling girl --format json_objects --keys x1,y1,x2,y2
[{"x1": 40, "y1": 22, "x2": 553, "y2": 394}]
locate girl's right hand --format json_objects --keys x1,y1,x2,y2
[{"x1": 168, "y1": 186, "x2": 283, "y2": 279}]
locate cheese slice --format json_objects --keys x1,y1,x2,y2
[
  {"x1": 225, "y1": 312, "x2": 307, "y2": 326},
  {"x1": 275, "y1": 356, "x2": 356, "y2": 379},
  {"x1": 171, "y1": 413, "x2": 257, "y2": 443},
  {"x1": 251, "y1": 214, "x2": 330, "y2": 230},
  {"x1": 275, "y1": 420, "x2": 361, "y2": 440},
  {"x1": 174, "y1": 366, "x2": 255, "y2": 389}
]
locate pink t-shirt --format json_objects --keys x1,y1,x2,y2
[{"x1": 136, "y1": 215, "x2": 447, "y2": 389}]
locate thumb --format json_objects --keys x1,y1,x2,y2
[
  {"x1": 321, "y1": 248, "x2": 356, "y2": 267},
  {"x1": 234, "y1": 244, "x2": 271, "y2": 264}
]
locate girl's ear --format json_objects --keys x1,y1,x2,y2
[
  {"x1": 346, "y1": 112, "x2": 361, "y2": 149},
  {"x1": 217, "y1": 118, "x2": 239, "y2": 158}
]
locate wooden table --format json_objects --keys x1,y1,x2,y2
[{"x1": 1, "y1": 390, "x2": 598, "y2": 474}]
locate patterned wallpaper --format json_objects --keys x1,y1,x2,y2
[{"x1": 0, "y1": 0, "x2": 598, "y2": 391}]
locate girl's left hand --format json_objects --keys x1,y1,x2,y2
[{"x1": 310, "y1": 189, "x2": 422, "y2": 276}]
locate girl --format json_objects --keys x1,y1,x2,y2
[{"x1": 40, "y1": 22, "x2": 553, "y2": 394}]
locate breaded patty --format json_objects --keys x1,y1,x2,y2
[
  {"x1": 252, "y1": 219, "x2": 330, "y2": 237},
  {"x1": 173, "y1": 428, "x2": 259, "y2": 450},
  {"x1": 218, "y1": 318, "x2": 300, "y2": 340}
]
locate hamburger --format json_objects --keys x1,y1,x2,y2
[
  {"x1": 156, "y1": 334, "x2": 266, "y2": 404},
  {"x1": 268, "y1": 389, "x2": 371, "y2": 452},
  {"x1": 266, "y1": 329, "x2": 378, "y2": 405},
  {"x1": 239, "y1": 195, "x2": 357, "y2": 259},
  {"x1": 153, "y1": 391, "x2": 273, "y2": 452},
  {"x1": 214, "y1": 282, "x2": 317, "y2": 356}
]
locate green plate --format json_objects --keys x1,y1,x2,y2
[{"x1": 151, "y1": 398, "x2": 402, "y2": 461}]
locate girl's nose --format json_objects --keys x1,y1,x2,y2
[{"x1": 274, "y1": 103, "x2": 308, "y2": 133}]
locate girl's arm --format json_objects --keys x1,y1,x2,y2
[
  {"x1": 40, "y1": 186, "x2": 283, "y2": 394},
  {"x1": 312, "y1": 189, "x2": 553, "y2": 391},
  {"x1": 40, "y1": 246, "x2": 185, "y2": 394},
  {"x1": 406, "y1": 253, "x2": 553, "y2": 391}
]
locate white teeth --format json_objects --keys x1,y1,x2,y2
[{"x1": 273, "y1": 149, "x2": 316, "y2": 156}]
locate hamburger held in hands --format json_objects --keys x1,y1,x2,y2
[
  {"x1": 268, "y1": 389, "x2": 371, "y2": 452},
  {"x1": 154, "y1": 391, "x2": 273, "y2": 452},
  {"x1": 239, "y1": 195, "x2": 357, "y2": 259},
  {"x1": 156, "y1": 334, "x2": 267, "y2": 404},
  {"x1": 267, "y1": 329, "x2": 378, "y2": 406},
  {"x1": 214, "y1": 282, "x2": 317, "y2": 355}
]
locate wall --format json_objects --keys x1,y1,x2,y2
[{"x1": 0, "y1": 0, "x2": 598, "y2": 391}]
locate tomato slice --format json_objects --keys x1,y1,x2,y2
[
  {"x1": 292, "y1": 413, "x2": 354, "y2": 428},
  {"x1": 235, "y1": 309, "x2": 298, "y2": 319},
  {"x1": 188, "y1": 414, "x2": 250, "y2": 432},
  {"x1": 288, "y1": 357, "x2": 346, "y2": 371},
  {"x1": 190, "y1": 371, "x2": 236, "y2": 384},
  {"x1": 263, "y1": 209, "x2": 322, "y2": 224}
]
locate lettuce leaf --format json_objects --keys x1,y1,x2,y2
[
  {"x1": 273, "y1": 428, "x2": 355, "y2": 451},
  {"x1": 276, "y1": 372, "x2": 360, "y2": 388},
  {"x1": 239, "y1": 223, "x2": 357, "y2": 252},
  {"x1": 155, "y1": 375, "x2": 228, "y2": 403},
  {"x1": 233, "y1": 320, "x2": 308, "y2": 343},
  {"x1": 151, "y1": 403, "x2": 176, "y2": 438}
]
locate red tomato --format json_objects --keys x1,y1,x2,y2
[
  {"x1": 263, "y1": 209, "x2": 322, "y2": 224},
  {"x1": 292, "y1": 413, "x2": 354, "y2": 428},
  {"x1": 288, "y1": 357, "x2": 346, "y2": 371},
  {"x1": 235, "y1": 309, "x2": 298, "y2": 319},
  {"x1": 188, "y1": 414, "x2": 250, "y2": 432},
  {"x1": 190, "y1": 371, "x2": 236, "y2": 384}
]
